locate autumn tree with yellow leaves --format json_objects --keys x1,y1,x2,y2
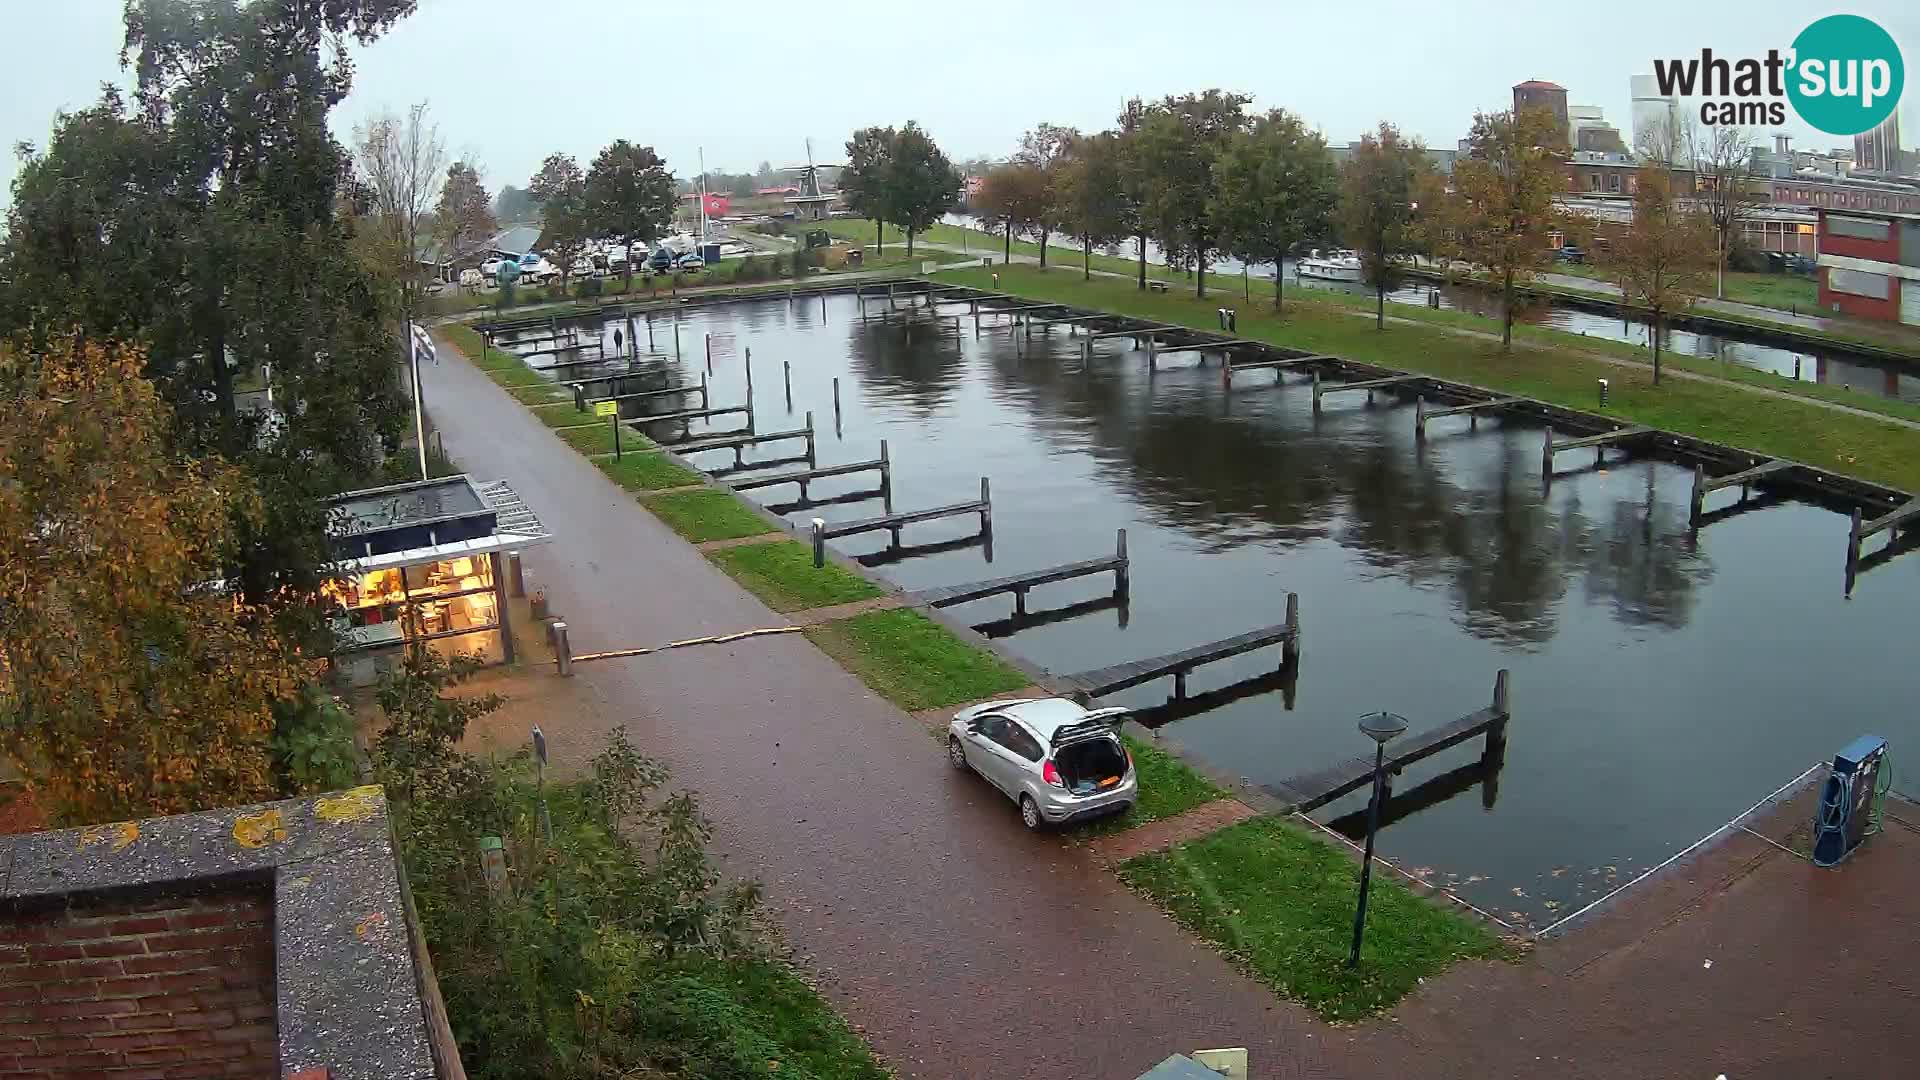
[{"x1": 0, "y1": 337, "x2": 307, "y2": 825}]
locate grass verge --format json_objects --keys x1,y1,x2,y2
[
  {"x1": 708, "y1": 540, "x2": 885, "y2": 613},
  {"x1": 938, "y1": 264, "x2": 1920, "y2": 491},
  {"x1": 642, "y1": 489, "x2": 780, "y2": 543},
  {"x1": 1119, "y1": 817, "x2": 1501, "y2": 1022},
  {"x1": 595, "y1": 451, "x2": 701, "y2": 492},
  {"x1": 802, "y1": 608, "x2": 1028, "y2": 711}
]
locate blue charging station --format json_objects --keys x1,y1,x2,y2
[{"x1": 1811, "y1": 736, "x2": 1890, "y2": 868}]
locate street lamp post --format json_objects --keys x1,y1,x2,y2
[{"x1": 1348, "y1": 710, "x2": 1409, "y2": 968}]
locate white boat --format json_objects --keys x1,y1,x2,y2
[{"x1": 1296, "y1": 249, "x2": 1364, "y2": 283}]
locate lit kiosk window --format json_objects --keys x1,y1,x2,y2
[{"x1": 323, "y1": 475, "x2": 550, "y2": 683}]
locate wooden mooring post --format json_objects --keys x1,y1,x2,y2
[
  {"x1": 832, "y1": 377, "x2": 842, "y2": 435},
  {"x1": 783, "y1": 361, "x2": 792, "y2": 408}
]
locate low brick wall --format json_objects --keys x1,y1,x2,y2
[{"x1": 0, "y1": 886, "x2": 276, "y2": 1078}]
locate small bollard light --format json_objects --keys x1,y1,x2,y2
[{"x1": 1597, "y1": 378, "x2": 1610, "y2": 408}]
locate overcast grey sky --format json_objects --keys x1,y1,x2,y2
[{"x1": 4, "y1": 1, "x2": 1915, "y2": 206}]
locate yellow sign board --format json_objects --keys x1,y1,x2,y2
[{"x1": 594, "y1": 401, "x2": 618, "y2": 418}]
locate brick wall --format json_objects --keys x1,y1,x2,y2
[{"x1": 0, "y1": 888, "x2": 277, "y2": 1079}]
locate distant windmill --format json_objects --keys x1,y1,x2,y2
[{"x1": 781, "y1": 138, "x2": 843, "y2": 220}]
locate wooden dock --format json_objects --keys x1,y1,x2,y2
[
  {"x1": 908, "y1": 530, "x2": 1129, "y2": 616},
  {"x1": 730, "y1": 442, "x2": 891, "y2": 503},
  {"x1": 1061, "y1": 594, "x2": 1299, "y2": 700},
  {"x1": 672, "y1": 412, "x2": 816, "y2": 468},
  {"x1": 589, "y1": 379, "x2": 708, "y2": 409},
  {"x1": 1541, "y1": 425, "x2": 1652, "y2": 477},
  {"x1": 1689, "y1": 459, "x2": 1792, "y2": 524},
  {"x1": 810, "y1": 479, "x2": 993, "y2": 566},
  {"x1": 971, "y1": 592, "x2": 1129, "y2": 640},
  {"x1": 633, "y1": 403, "x2": 749, "y2": 429},
  {"x1": 1415, "y1": 395, "x2": 1522, "y2": 439},
  {"x1": 1311, "y1": 371, "x2": 1419, "y2": 410},
  {"x1": 1847, "y1": 496, "x2": 1920, "y2": 575},
  {"x1": 1269, "y1": 670, "x2": 1512, "y2": 814}
]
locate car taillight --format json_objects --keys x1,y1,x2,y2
[{"x1": 1042, "y1": 760, "x2": 1064, "y2": 787}]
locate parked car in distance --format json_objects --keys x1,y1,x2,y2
[
  {"x1": 515, "y1": 253, "x2": 560, "y2": 284},
  {"x1": 947, "y1": 698, "x2": 1135, "y2": 829},
  {"x1": 676, "y1": 254, "x2": 706, "y2": 271},
  {"x1": 647, "y1": 247, "x2": 676, "y2": 274},
  {"x1": 457, "y1": 267, "x2": 484, "y2": 289},
  {"x1": 1784, "y1": 254, "x2": 1816, "y2": 275},
  {"x1": 479, "y1": 255, "x2": 514, "y2": 282},
  {"x1": 1554, "y1": 246, "x2": 1586, "y2": 264}
]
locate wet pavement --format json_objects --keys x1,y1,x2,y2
[{"x1": 426, "y1": 332, "x2": 1920, "y2": 1079}]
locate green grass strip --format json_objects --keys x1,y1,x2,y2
[
  {"x1": 594, "y1": 451, "x2": 701, "y2": 492},
  {"x1": 802, "y1": 608, "x2": 1028, "y2": 711},
  {"x1": 642, "y1": 489, "x2": 779, "y2": 543},
  {"x1": 707, "y1": 539, "x2": 884, "y2": 613},
  {"x1": 940, "y1": 265, "x2": 1920, "y2": 492},
  {"x1": 1119, "y1": 817, "x2": 1500, "y2": 1022}
]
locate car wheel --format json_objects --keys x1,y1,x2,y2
[
  {"x1": 1019, "y1": 794, "x2": 1042, "y2": 830},
  {"x1": 947, "y1": 737, "x2": 968, "y2": 771}
]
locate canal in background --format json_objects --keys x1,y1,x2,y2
[
  {"x1": 938, "y1": 213, "x2": 1920, "y2": 404},
  {"x1": 505, "y1": 295, "x2": 1919, "y2": 927}
]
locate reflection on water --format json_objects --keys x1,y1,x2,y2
[{"x1": 504, "y1": 296, "x2": 1919, "y2": 924}]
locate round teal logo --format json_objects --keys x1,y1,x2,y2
[{"x1": 1787, "y1": 15, "x2": 1904, "y2": 136}]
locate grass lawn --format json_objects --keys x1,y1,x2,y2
[
  {"x1": 707, "y1": 539, "x2": 886, "y2": 613},
  {"x1": 642, "y1": 489, "x2": 780, "y2": 543},
  {"x1": 595, "y1": 451, "x2": 700, "y2": 491},
  {"x1": 557, "y1": 422, "x2": 626, "y2": 456},
  {"x1": 937, "y1": 264, "x2": 1920, "y2": 492},
  {"x1": 814, "y1": 217, "x2": 1166, "y2": 281},
  {"x1": 802, "y1": 608, "x2": 1029, "y2": 711},
  {"x1": 666, "y1": 956, "x2": 890, "y2": 1080},
  {"x1": 1119, "y1": 817, "x2": 1502, "y2": 1022}
]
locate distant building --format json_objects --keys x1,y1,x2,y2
[
  {"x1": 681, "y1": 191, "x2": 731, "y2": 218},
  {"x1": 1855, "y1": 115, "x2": 1903, "y2": 175},
  {"x1": 1630, "y1": 73, "x2": 1679, "y2": 159},
  {"x1": 1814, "y1": 207, "x2": 1920, "y2": 323},
  {"x1": 1328, "y1": 143, "x2": 1457, "y2": 176},
  {"x1": 1513, "y1": 80, "x2": 1570, "y2": 145},
  {"x1": 754, "y1": 185, "x2": 801, "y2": 197},
  {"x1": 1568, "y1": 105, "x2": 1626, "y2": 154}
]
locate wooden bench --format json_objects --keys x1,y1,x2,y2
[{"x1": 1147, "y1": 281, "x2": 1170, "y2": 293}]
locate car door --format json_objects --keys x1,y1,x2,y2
[
  {"x1": 963, "y1": 715, "x2": 1009, "y2": 793},
  {"x1": 997, "y1": 723, "x2": 1046, "y2": 799},
  {"x1": 970, "y1": 715, "x2": 1026, "y2": 797}
]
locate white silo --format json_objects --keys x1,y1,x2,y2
[{"x1": 1631, "y1": 73, "x2": 1679, "y2": 159}]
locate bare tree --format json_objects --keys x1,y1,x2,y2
[
  {"x1": 1692, "y1": 123, "x2": 1762, "y2": 300},
  {"x1": 353, "y1": 102, "x2": 446, "y2": 310},
  {"x1": 1608, "y1": 164, "x2": 1715, "y2": 385}
]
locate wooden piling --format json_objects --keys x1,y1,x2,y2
[
  {"x1": 744, "y1": 346, "x2": 753, "y2": 400},
  {"x1": 1282, "y1": 592, "x2": 1300, "y2": 666},
  {"x1": 1414, "y1": 395, "x2": 1426, "y2": 439},
  {"x1": 832, "y1": 377, "x2": 842, "y2": 433},
  {"x1": 1847, "y1": 508, "x2": 1863, "y2": 575},
  {"x1": 1689, "y1": 464, "x2": 1706, "y2": 524},
  {"x1": 979, "y1": 477, "x2": 992, "y2": 531},
  {"x1": 1482, "y1": 669, "x2": 1512, "y2": 768},
  {"x1": 1114, "y1": 528, "x2": 1130, "y2": 595},
  {"x1": 705, "y1": 333, "x2": 712, "y2": 374},
  {"x1": 879, "y1": 439, "x2": 894, "y2": 513},
  {"x1": 553, "y1": 621, "x2": 573, "y2": 677},
  {"x1": 811, "y1": 518, "x2": 827, "y2": 568},
  {"x1": 783, "y1": 361, "x2": 792, "y2": 407}
]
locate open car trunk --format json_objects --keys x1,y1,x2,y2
[{"x1": 1054, "y1": 737, "x2": 1128, "y2": 796}]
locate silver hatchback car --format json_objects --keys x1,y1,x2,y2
[{"x1": 947, "y1": 698, "x2": 1136, "y2": 829}]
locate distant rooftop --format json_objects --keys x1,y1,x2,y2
[{"x1": 1514, "y1": 80, "x2": 1566, "y2": 91}]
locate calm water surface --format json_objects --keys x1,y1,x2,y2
[{"x1": 503, "y1": 295, "x2": 1919, "y2": 926}]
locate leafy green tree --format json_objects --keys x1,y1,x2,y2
[
  {"x1": 881, "y1": 122, "x2": 962, "y2": 257},
  {"x1": 1132, "y1": 90, "x2": 1252, "y2": 298},
  {"x1": 528, "y1": 152, "x2": 589, "y2": 289},
  {"x1": 1214, "y1": 109, "x2": 1338, "y2": 311},
  {"x1": 1055, "y1": 132, "x2": 1131, "y2": 280},
  {"x1": 4, "y1": 1, "x2": 415, "y2": 620},
  {"x1": 584, "y1": 141, "x2": 676, "y2": 291},
  {"x1": 1116, "y1": 96, "x2": 1154, "y2": 290},
  {"x1": 1012, "y1": 122, "x2": 1078, "y2": 268},
  {"x1": 494, "y1": 183, "x2": 538, "y2": 223},
  {"x1": 842, "y1": 125, "x2": 895, "y2": 252},
  {"x1": 1339, "y1": 121, "x2": 1431, "y2": 328},
  {"x1": 435, "y1": 161, "x2": 497, "y2": 263},
  {"x1": 1451, "y1": 106, "x2": 1570, "y2": 348}
]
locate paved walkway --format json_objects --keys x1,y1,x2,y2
[{"x1": 422, "y1": 333, "x2": 1345, "y2": 1080}]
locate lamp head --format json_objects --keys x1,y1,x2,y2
[{"x1": 1357, "y1": 711, "x2": 1409, "y2": 746}]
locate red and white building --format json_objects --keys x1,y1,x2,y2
[{"x1": 1815, "y1": 208, "x2": 1920, "y2": 325}]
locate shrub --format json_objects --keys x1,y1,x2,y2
[
  {"x1": 734, "y1": 255, "x2": 760, "y2": 282},
  {"x1": 575, "y1": 277, "x2": 604, "y2": 299}
]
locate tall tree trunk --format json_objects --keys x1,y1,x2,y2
[
  {"x1": 1376, "y1": 282, "x2": 1385, "y2": 329},
  {"x1": 906, "y1": 229, "x2": 915, "y2": 257},
  {"x1": 1716, "y1": 234, "x2": 1726, "y2": 299},
  {"x1": 1038, "y1": 228, "x2": 1049, "y2": 269},
  {"x1": 1004, "y1": 224, "x2": 1011, "y2": 265},
  {"x1": 1652, "y1": 311, "x2": 1663, "y2": 384},
  {"x1": 875, "y1": 219, "x2": 883, "y2": 254},
  {"x1": 1084, "y1": 237, "x2": 1091, "y2": 281},
  {"x1": 1196, "y1": 250, "x2": 1207, "y2": 299},
  {"x1": 1136, "y1": 233, "x2": 1146, "y2": 290},
  {"x1": 1273, "y1": 264, "x2": 1284, "y2": 312},
  {"x1": 1501, "y1": 268, "x2": 1514, "y2": 350}
]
